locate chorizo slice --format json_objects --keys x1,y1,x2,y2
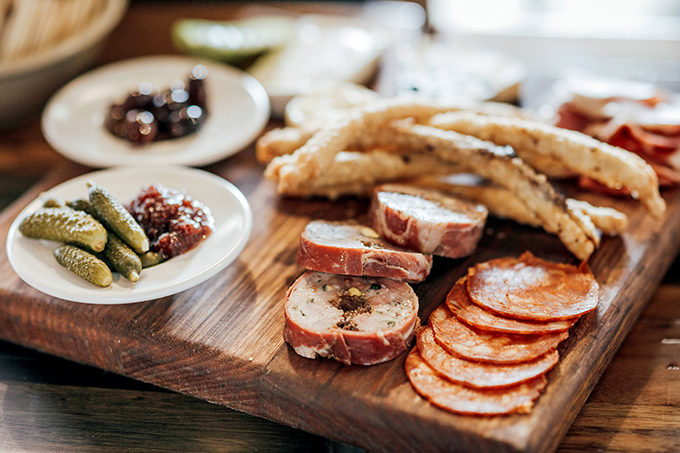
[
  {"x1": 429, "y1": 304, "x2": 568, "y2": 365},
  {"x1": 417, "y1": 325, "x2": 558, "y2": 389},
  {"x1": 404, "y1": 348, "x2": 547, "y2": 416},
  {"x1": 467, "y1": 251, "x2": 599, "y2": 321},
  {"x1": 283, "y1": 271, "x2": 419, "y2": 366},
  {"x1": 447, "y1": 277, "x2": 576, "y2": 335},
  {"x1": 368, "y1": 184, "x2": 488, "y2": 259},
  {"x1": 297, "y1": 220, "x2": 433, "y2": 282}
]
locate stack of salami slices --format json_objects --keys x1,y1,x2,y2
[
  {"x1": 284, "y1": 185, "x2": 489, "y2": 366},
  {"x1": 406, "y1": 251, "x2": 599, "y2": 416}
]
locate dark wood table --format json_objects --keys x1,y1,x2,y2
[{"x1": 1, "y1": 3, "x2": 679, "y2": 452}]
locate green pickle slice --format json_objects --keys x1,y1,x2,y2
[{"x1": 171, "y1": 16, "x2": 294, "y2": 63}]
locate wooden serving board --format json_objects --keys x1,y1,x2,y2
[{"x1": 1, "y1": 146, "x2": 679, "y2": 453}]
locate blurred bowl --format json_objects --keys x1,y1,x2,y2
[{"x1": 0, "y1": 0, "x2": 128, "y2": 129}]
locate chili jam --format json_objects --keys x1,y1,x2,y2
[{"x1": 126, "y1": 184, "x2": 214, "y2": 260}]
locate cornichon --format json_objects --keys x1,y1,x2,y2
[
  {"x1": 69, "y1": 197, "x2": 142, "y2": 282},
  {"x1": 87, "y1": 181, "x2": 149, "y2": 254},
  {"x1": 138, "y1": 251, "x2": 164, "y2": 269},
  {"x1": 19, "y1": 207, "x2": 107, "y2": 252},
  {"x1": 99, "y1": 233, "x2": 142, "y2": 282},
  {"x1": 41, "y1": 196, "x2": 65, "y2": 208},
  {"x1": 66, "y1": 197, "x2": 99, "y2": 218},
  {"x1": 54, "y1": 245, "x2": 113, "y2": 287}
]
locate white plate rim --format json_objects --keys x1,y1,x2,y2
[
  {"x1": 6, "y1": 165, "x2": 253, "y2": 304},
  {"x1": 41, "y1": 55, "x2": 270, "y2": 168},
  {"x1": 247, "y1": 14, "x2": 385, "y2": 116}
]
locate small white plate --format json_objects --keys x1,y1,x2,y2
[
  {"x1": 247, "y1": 14, "x2": 385, "y2": 116},
  {"x1": 6, "y1": 166, "x2": 253, "y2": 304},
  {"x1": 42, "y1": 55, "x2": 270, "y2": 167}
]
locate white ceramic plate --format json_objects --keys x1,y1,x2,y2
[
  {"x1": 247, "y1": 14, "x2": 385, "y2": 116},
  {"x1": 42, "y1": 55, "x2": 270, "y2": 167},
  {"x1": 6, "y1": 166, "x2": 252, "y2": 304}
]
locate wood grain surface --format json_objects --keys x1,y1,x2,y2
[
  {"x1": 1, "y1": 137, "x2": 679, "y2": 453},
  {"x1": 3, "y1": 280, "x2": 679, "y2": 453},
  {"x1": 1, "y1": 3, "x2": 680, "y2": 453}
]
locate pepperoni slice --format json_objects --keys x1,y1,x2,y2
[
  {"x1": 404, "y1": 348, "x2": 547, "y2": 416},
  {"x1": 417, "y1": 326, "x2": 558, "y2": 389},
  {"x1": 446, "y1": 277, "x2": 576, "y2": 335},
  {"x1": 429, "y1": 304, "x2": 568, "y2": 364},
  {"x1": 467, "y1": 251, "x2": 599, "y2": 321}
]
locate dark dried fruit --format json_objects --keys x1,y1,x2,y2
[{"x1": 105, "y1": 65, "x2": 208, "y2": 145}]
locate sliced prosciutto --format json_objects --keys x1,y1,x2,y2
[
  {"x1": 297, "y1": 220, "x2": 433, "y2": 282},
  {"x1": 553, "y1": 76, "x2": 680, "y2": 188},
  {"x1": 283, "y1": 271, "x2": 419, "y2": 366},
  {"x1": 368, "y1": 184, "x2": 488, "y2": 259}
]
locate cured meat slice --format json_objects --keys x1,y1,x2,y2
[
  {"x1": 467, "y1": 251, "x2": 599, "y2": 321},
  {"x1": 283, "y1": 271, "x2": 419, "y2": 366},
  {"x1": 446, "y1": 277, "x2": 576, "y2": 335},
  {"x1": 417, "y1": 326, "x2": 558, "y2": 389},
  {"x1": 368, "y1": 184, "x2": 488, "y2": 259},
  {"x1": 404, "y1": 348, "x2": 547, "y2": 416},
  {"x1": 429, "y1": 304, "x2": 568, "y2": 364},
  {"x1": 556, "y1": 102, "x2": 680, "y2": 188},
  {"x1": 297, "y1": 220, "x2": 433, "y2": 282}
]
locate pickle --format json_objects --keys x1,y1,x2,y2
[
  {"x1": 68, "y1": 198, "x2": 143, "y2": 281},
  {"x1": 100, "y1": 233, "x2": 142, "y2": 282},
  {"x1": 66, "y1": 197, "x2": 99, "y2": 218},
  {"x1": 41, "y1": 196, "x2": 65, "y2": 208},
  {"x1": 87, "y1": 181, "x2": 149, "y2": 254},
  {"x1": 19, "y1": 207, "x2": 107, "y2": 252},
  {"x1": 138, "y1": 251, "x2": 164, "y2": 268},
  {"x1": 172, "y1": 16, "x2": 293, "y2": 64},
  {"x1": 54, "y1": 245, "x2": 113, "y2": 287}
]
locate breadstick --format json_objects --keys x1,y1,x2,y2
[
  {"x1": 265, "y1": 97, "x2": 530, "y2": 183},
  {"x1": 429, "y1": 111, "x2": 665, "y2": 217},
  {"x1": 415, "y1": 176, "x2": 627, "y2": 236},
  {"x1": 388, "y1": 124, "x2": 597, "y2": 261},
  {"x1": 256, "y1": 127, "x2": 315, "y2": 164},
  {"x1": 271, "y1": 149, "x2": 463, "y2": 199},
  {"x1": 565, "y1": 199, "x2": 628, "y2": 236}
]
